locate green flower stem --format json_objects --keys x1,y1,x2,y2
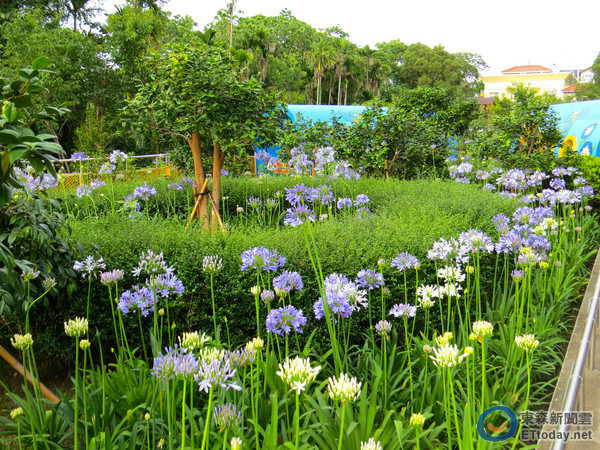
[
  {"x1": 201, "y1": 386, "x2": 214, "y2": 450},
  {"x1": 412, "y1": 270, "x2": 419, "y2": 337},
  {"x1": 166, "y1": 382, "x2": 174, "y2": 450},
  {"x1": 442, "y1": 370, "x2": 453, "y2": 450},
  {"x1": 337, "y1": 403, "x2": 346, "y2": 450},
  {"x1": 415, "y1": 427, "x2": 420, "y2": 450},
  {"x1": 404, "y1": 317, "x2": 414, "y2": 411},
  {"x1": 82, "y1": 347, "x2": 89, "y2": 447},
  {"x1": 181, "y1": 380, "x2": 187, "y2": 450},
  {"x1": 295, "y1": 392, "x2": 301, "y2": 449},
  {"x1": 210, "y1": 273, "x2": 217, "y2": 338},
  {"x1": 250, "y1": 363, "x2": 259, "y2": 449},
  {"x1": 85, "y1": 276, "x2": 92, "y2": 322},
  {"x1": 511, "y1": 352, "x2": 533, "y2": 450},
  {"x1": 17, "y1": 420, "x2": 22, "y2": 450},
  {"x1": 367, "y1": 291, "x2": 374, "y2": 343},
  {"x1": 477, "y1": 340, "x2": 487, "y2": 450},
  {"x1": 382, "y1": 337, "x2": 388, "y2": 411},
  {"x1": 138, "y1": 312, "x2": 148, "y2": 363},
  {"x1": 73, "y1": 341, "x2": 79, "y2": 450},
  {"x1": 107, "y1": 284, "x2": 120, "y2": 349},
  {"x1": 474, "y1": 253, "x2": 481, "y2": 320},
  {"x1": 448, "y1": 368, "x2": 462, "y2": 449},
  {"x1": 302, "y1": 221, "x2": 341, "y2": 373},
  {"x1": 255, "y1": 272, "x2": 261, "y2": 337}
]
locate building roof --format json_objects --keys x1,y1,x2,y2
[
  {"x1": 481, "y1": 72, "x2": 576, "y2": 83},
  {"x1": 502, "y1": 65, "x2": 553, "y2": 74},
  {"x1": 476, "y1": 97, "x2": 496, "y2": 105},
  {"x1": 562, "y1": 84, "x2": 577, "y2": 93}
]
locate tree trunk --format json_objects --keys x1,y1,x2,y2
[
  {"x1": 211, "y1": 142, "x2": 226, "y2": 231},
  {"x1": 188, "y1": 131, "x2": 209, "y2": 228}
]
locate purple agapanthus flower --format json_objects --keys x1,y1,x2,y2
[
  {"x1": 273, "y1": 270, "x2": 304, "y2": 293},
  {"x1": 195, "y1": 355, "x2": 241, "y2": 393},
  {"x1": 493, "y1": 214, "x2": 510, "y2": 234},
  {"x1": 284, "y1": 204, "x2": 316, "y2": 227},
  {"x1": 285, "y1": 184, "x2": 313, "y2": 206},
  {"x1": 123, "y1": 194, "x2": 141, "y2": 217},
  {"x1": 247, "y1": 196, "x2": 262, "y2": 208},
  {"x1": 427, "y1": 237, "x2": 469, "y2": 264},
  {"x1": 133, "y1": 184, "x2": 157, "y2": 201},
  {"x1": 314, "y1": 273, "x2": 368, "y2": 320},
  {"x1": 355, "y1": 269, "x2": 384, "y2": 290},
  {"x1": 73, "y1": 255, "x2": 106, "y2": 278},
  {"x1": 311, "y1": 184, "x2": 335, "y2": 205},
  {"x1": 76, "y1": 185, "x2": 92, "y2": 198},
  {"x1": 100, "y1": 269, "x2": 124, "y2": 286},
  {"x1": 71, "y1": 151, "x2": 88, "y2": 161},
  {"x1": 459, "y1": 229, "x2": 494, "y2": 253},
  {"x1": 552, "y1": 167, "x2": 569, "y2": 177},
  {"x1": 260, "y1": 289, "x2": 275, "y2": 304},
  {"x1": 313, "y1": 293, "x2": 352, "y2": 321},
  {"x1": 266, "y1": 306, "x2": 307, "y2": 336},
  {"x1": 389, "y1": 303, "x2": 417, "y2": 318},
  {"x1": 148, "y1": 272, "x2": 185, "y2": 297},
  {"x1": 109, "y1": 150, "x2": 129, "y2": 164},
  {"x1": 391, "y1": 252, "x2": 420, "y2": 271},
  {"x1": 337, "y1": 197, "x2": 353, "y2": 210},
  {"x1": 549, "y1": 178, "x2": 566, "y2": 190},
  {"x1": 179, "y1": 177, "x2": 196, "y2": 189},
  {"x1": 118, "y1": 285, "x2": 155, "y2": 316},
  {"x1": 354, "y1": 194, "x2": 370, "y2": 206},
  {"x1": 495, "y1": 230, "x2": 526, "y2": 254},
  {"x1": 240, "y1": 247, "x2": 286, "y2": 272},
  {"x1": 98, "y1": 163, "x2": 115, "y2": 175},
  {"x1": 90, "y1": 178, "x2": 106, "y2": 190},
  {"x1": 539, "y1": 189, "x2": 557, "y2": 206},
  {"x1": 132, "y1": 250, "x2": 174, "y2": 277},
  {"x1": 152, "y1": 346, "x2": 198, "y2": 382},
  {"x1": 214, "y1": 403, "x2": 242, "y2": 430}
]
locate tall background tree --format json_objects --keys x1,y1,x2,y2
[
  {"x1": 575, "y1": 52, "x2": 600, "y2": 100},
  {"x1": 123, "y1": 44, "x2": 283, "y2": 227}
]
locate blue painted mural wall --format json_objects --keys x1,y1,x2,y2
[
  {"x1": 551, "y1": 99, "x2": 600, "y2": 157},
  {"x1": 255, "y1": 105, "x2": 372, "y2": 172}
]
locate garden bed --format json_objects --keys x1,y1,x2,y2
[{"x1": 2, "y1": 172, "x2": 598, "y2": 449}]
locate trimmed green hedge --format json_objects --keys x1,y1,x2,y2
[{"x1": 34, "y1": 178, "x2": 517, "y2": 359}]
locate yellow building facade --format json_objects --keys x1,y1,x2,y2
[{"x1": 481, "y1": 72, "x2": 577, "y2": 99}]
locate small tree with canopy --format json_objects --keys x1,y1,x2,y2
[{"x1": 124, "y1": 43, "x2": 284, "y2": 228}]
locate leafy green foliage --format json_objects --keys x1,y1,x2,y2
[
  {"x1": 0, "y1": 60, "x2": 78, "y2": 323},
  {"x1": 0, "y1": 57, "x2": 69, "y2": 206},
  {"x1": 466, "y1": 84, "x2": 563, "y2": 171}
]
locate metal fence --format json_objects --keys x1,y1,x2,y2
[
  {"x1": 56, "y1": 153, "x2": 177, "y2": 190},
  {"x1": 538, "y1": 249, "x2": 600, "y2": 449}
]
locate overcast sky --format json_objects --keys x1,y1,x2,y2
[{"x1": 103, "y1": 0, "x2": 600, "y2": 75}]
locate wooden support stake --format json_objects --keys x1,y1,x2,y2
[
  {"x1": 208, "y1": 192, "x2": 225, "y2": 232},
  {"x1": 185, "y1": 179, "x2": 209, "y2": 230},
  {"x1": 0, "y1": 344, "x2": 59, "y2": 403}
]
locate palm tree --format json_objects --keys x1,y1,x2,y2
[
  {"x1": 333, "y1": 38, "x2": 352, "y2": 105},
  {"x1": 306, "y1": 39, "x2": 335, "y2": 105},
  {"x1": 247, "y1": 28, "x2": 275, "y2": 83}
]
